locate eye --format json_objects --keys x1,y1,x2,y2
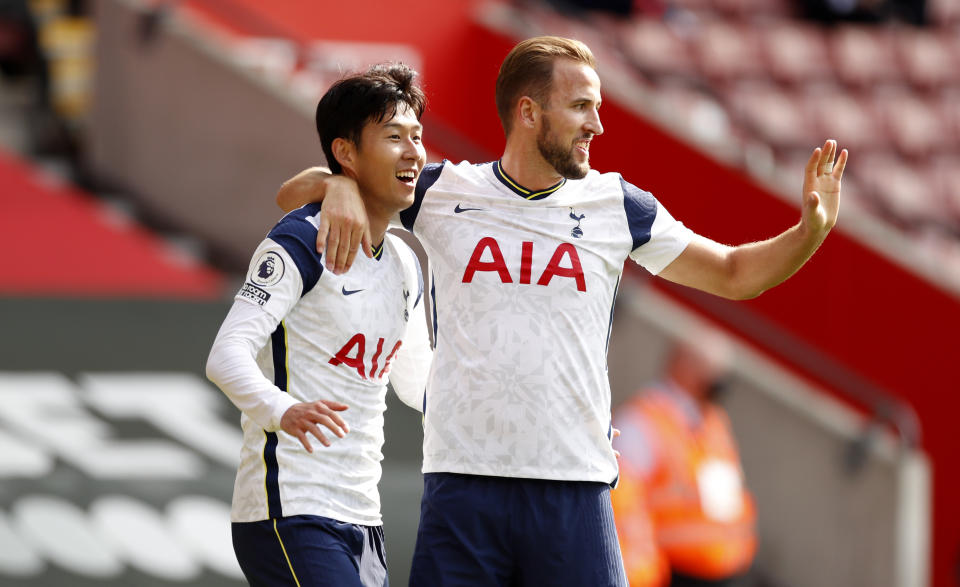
[
  {"x1": 389, "y1": 134, "x2": 401, "y2": 140},
  {"x1": 412, "y1": 135, "x2": 422, "y2": 143}
]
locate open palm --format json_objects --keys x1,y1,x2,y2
[{"x1": 801, "y1": 139, "x2": 848, "y2": 235}]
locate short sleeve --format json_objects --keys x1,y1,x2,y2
[
  {"x1": 621, "y1": 177, "x2": 694, "y2": 275},
  {"x1": 236, "y1": 239, "x2": 304, "y2": 322},
  {"x1": 267, "y1": 203, "x2": 325, "y2": 294}
]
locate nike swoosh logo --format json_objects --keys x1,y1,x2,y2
[
  {"x1": 454, "y1": 204, "x2": 484, "y2": 214},
  {"x1": 341, "y1": 286, "x2": 364, "y2": 296}
]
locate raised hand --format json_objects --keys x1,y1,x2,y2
[
  {"x1": 280, "y1": 400, "x2": 350, "y2": 453},
  {"x1": 801, "y1": 139, "x2": 848, "y2": 237}
]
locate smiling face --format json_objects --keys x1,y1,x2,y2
[
  {"x1": 535, "y1": 59, "x2": 603, "y2": 179},
  {"x1": 346, "y1": 103, "x2": 426, "y2": 219}
]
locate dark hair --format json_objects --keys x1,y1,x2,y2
[
  {"x1": 315, "y1": 63, "x2": 426, "y2": 174},
  {"x1": 495, "y1": 36, "x2": 596, "y2": 136}
]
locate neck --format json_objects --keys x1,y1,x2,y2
[
  {"x1": 343, "y1": 172, "x2": 389, "y2": 248},
  {"x1": 367, "y1": 214, "x2": 388, "y2": 249},
  {"x1": 500, "y1": 135, "x2": 563, "y2": 191},
  {"x1": 362, "y1": 200, "x2": 389, "y2": 249}
]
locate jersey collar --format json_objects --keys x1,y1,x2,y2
[
  {"x1": 493, "y1": 160, "x2": 566, "y2": 201},
  {"x1": 371, "y1": 240, "x2": 384, "y2": 261}
]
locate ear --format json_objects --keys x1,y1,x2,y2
[
  {"x1": 518, "y1": 96, "x2": 539, "y2": 129},
  {"x1": 331, "y1": 137, "x2": 358, "y2": 176}
]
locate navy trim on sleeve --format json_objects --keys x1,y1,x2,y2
[
  {"x1": 620, "y1": 176, "x2": 658, "y2": 251},
  {"x1": 267, "y1": 203, "x2": 325, "y2": 296},
  {"x1": 413, "y1": 256, "x2": 424, "y2": 308},
  {"x1": 429, "y1": 273, "x2": 438, "y2": 350},
  {"x1": 400, "y1": 161, "x2": 445, "y2": 233},
  {"x1": 604, "y1": 275, "x2": 621, "y2": 359},
  {"x1": 264, "y1": 320, "x2": 288, "y2": 518}
]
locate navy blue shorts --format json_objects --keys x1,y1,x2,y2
[
  {"x1": 232, "y1": 515, "x2": 388, "y2": 587},
  {"x1": 410, "y1": 473, "x2": 627, "y2": 587}
]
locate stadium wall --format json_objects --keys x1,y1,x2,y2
[{"x1": 88, "y1": 2, "x2": 323, "y2": 270}]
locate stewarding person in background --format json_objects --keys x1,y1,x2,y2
[
  {"x1": 275, "y1": 36, "x2": 846, "y2": 586},
  {"x1": 206, "y1": 64, "x2": 432, "y2": 587},
  {"x1": 613, "y1": 328, "x2": 756, "y2": 587}
]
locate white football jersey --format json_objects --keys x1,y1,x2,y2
[
  {"x1": 398, "y1": 160, "x2": 693, "y2": 483},
  {"x1": 207, "y1": 203, "x2": 430, "y2": 526}
]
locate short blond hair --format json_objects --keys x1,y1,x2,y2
[{"x1": 495, "y1": 36, "x2": 596, "y2": 136}]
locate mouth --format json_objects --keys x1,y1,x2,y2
[
  {"x1": 574, "y1": 138, "x2": 591, "y2": 157},
  {"x1": 396, "y1": 169, "x2": 418, "y2": 187}
]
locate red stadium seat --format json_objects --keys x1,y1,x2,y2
[
  {"x1": 937, "y1": 88, "x2": 960, "y2": 148},
  {"x1": 622, "y1": 18, "x2": 697, "y2": 81},
  {"x1": 801, "y1": 85, "x2": 886, "y2": 154},
  {"x1": 762, "y1": 22, "x2": 835, "y2": 86},
  {"x1": 895, "y1": 28, "x2": 959, "y2": 90},
  {"x1": 710, "y1": 0, "x2": 793, "y2": 18},
  {"x1": 930, "y1": 154, "x2": 960, "y2": 225},
  {"x1": 872, "y1": 88, "x2": 950, "y2": 157},
  {"x1": 857, "y1": 153, "x2": 942, "y2": 227},
  {"x1": 724, "y1": 81, "x2": 817, "y2": 150},
  {"x1": 831, "y1": 26, "x2": 901, "y2": 88},
  {"x1": 929, "y1": 0, "x2": 960, "y2": 27},
  {"x1": 693, "y1": 21, "x2": 766, "y2": 83},
  {"x1": 651, "y1": 82, "x2": 734, "y2": 151},
  {"x1": 667, "y1": 0, "x2": 721, "y2": 17},
  {"x1": 669, "y1": 0, "x2": 793, "y2": 18},
  {"x1": 831, "y1": 171, "x2": 871, "y2": 214}
]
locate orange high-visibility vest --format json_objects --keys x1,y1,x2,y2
[
  {"x1": 619, "y1": 388, "x2": 757, "y2": 581},
  {"x1": 611, "y1": 463, "x2": 670, "y2": 586}
]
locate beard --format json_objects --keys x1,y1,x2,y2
[{"x1": 536, "y1": 115, "x2": 590, "y2": 179}]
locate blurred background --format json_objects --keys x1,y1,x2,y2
[{"x1": 0, "y1": 0, "x2": 956, "y2": 585}]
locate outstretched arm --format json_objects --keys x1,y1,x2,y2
[
  {"x1": 276, "y1": 167, "x2": 372, "y2": 274},
  {"x1": 658, "y1": 140, "x2": 848, "y2": 300}
]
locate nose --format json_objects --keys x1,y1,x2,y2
[
  {"x1": 405, "y1": 141, "x2": 425, "y2": 168},
  {"x1": 401, "y1": 136, "x2": 421, "y2": 160},
  {"x1": 586, "y1": 108, "x2": 604, "y2": 136}
]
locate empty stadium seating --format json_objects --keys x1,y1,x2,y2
[{"x1": 508, "y1": 1, "x2": 960, "y2": 289}]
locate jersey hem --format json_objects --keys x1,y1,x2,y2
[
  {"x1": 230, "y1": 505, "x2": 383, "y2": 527},
  {"x1": 421, "y1": 463, "x2": 618, "y2": 485}
]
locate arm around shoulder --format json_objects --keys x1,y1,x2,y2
[
  {"x1": 276, "y1": 166, "x2": 332, "y2": 212},
  {"x1": 276, "y1": 167, "x2": 371, "y2": 272}
]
